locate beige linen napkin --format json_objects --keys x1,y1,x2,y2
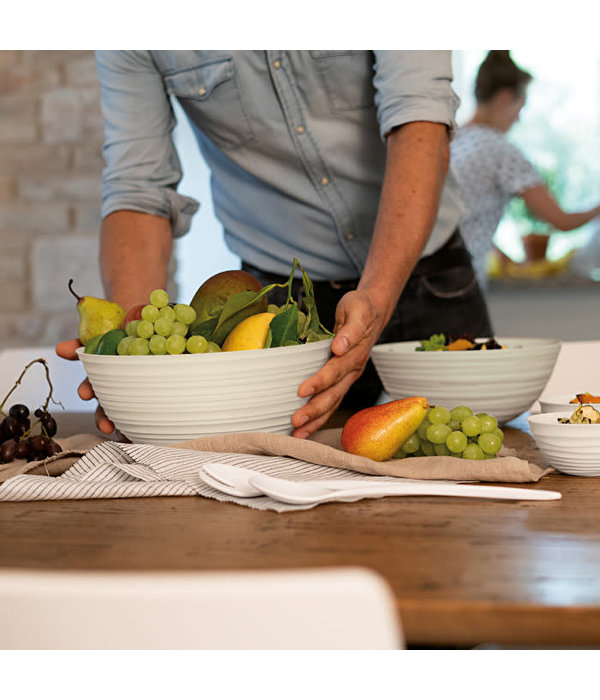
[{"x1": 0, "y1": 427, "x2": 552, "y2": 485}]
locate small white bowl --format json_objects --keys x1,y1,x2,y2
[
  {"x1": 370, "y1": 337, "x2": 561, "y2": 424},
  {"x1": 539, "y1": 393, "x2": 600, "y2": 414},
  {"x1": 528, "y1": 411, "x2": 600, "y2": 476},
  {"x1": 77, "y1": 339, "x2": 332, "y2": 444}
]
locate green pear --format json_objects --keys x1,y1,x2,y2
[{"x1": 68, "y1": 279, "x2": 126, "y2": 346}]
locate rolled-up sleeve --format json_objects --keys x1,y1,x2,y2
[
  {"x1": 95, "y1": 50, "x2": 199, "y2": 237},
  {"x1": 372, "y1": 51, "x2": 459, "y2": 141}
]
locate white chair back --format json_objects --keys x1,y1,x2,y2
[{"x1": 0, "y1": 567, "x2": 404, "y2": 650}]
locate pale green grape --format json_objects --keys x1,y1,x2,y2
[
  {"x1": 149, "y1": 289, "x2": 169, "y2": 308},
  {"x1": 428, "y1": 406, "x2": 451, "y2": 425},
  {"x1": 492, "y1": 427, "x2": 504, "y2": 441},
  {"x1": 117, "y1": 336, "x2": 134, "y2": 356},
  {"x1": 186, "y1": 335, "x2": 208, "y2": 354},
  {"x1": 401, "y1": 433, "x2": 420, "y2": 454},
  {"x1": 479, "y1": 414, "x2": 498, "y2": 433},
  {"x1": 450, "y1": 405, "x2": 473, "y2": 423},
  {"x1": 477, "y1": 432, "x2": 502, "y2": 455},
  {"x1": 171, "y1": 321, "x2": 188, "y2": 337},
  {"x1": 449, "y1": 419, "x2": 461, "y2": 431},
  {"x1": 141, "y1": 304, "x2": 160, "y2": 322},
  {"x1": 158, "y1": 305, "x2": 176, "y2": 321},
  {"x1": 154, "y1": 317, "x2": 174, "y2": 337},
  {"x1": 426, "y1": 423, "x2": 451, "y2": 444},
  {"x1": 393, "y1": 448, "x2": 407, "y2": 460},
  {"x1": 137, "y1": 320, "x2": 154, "y2": 339},
  {"x1": 434, "y1": 443, "x2": 450, "y2": 456},
  {"x1": 166, "y1": 334, "x2": 186, "y2": 355},
  {"x1": 445, "y1": 430, "x2": 468, "y2": 453},
  {"x1": 421, "y1": 439, "x2": 435, "y2": 456},
  {"x1": 129, "y1": 338, "x2": 150, "y2": 355},
  {"x1": 149, "y1": 334, "x2": 167, "y2": 355},
  {"x1": 462, "y1": 443, "x2": 485, "y2": 460},
  {"x1": 174, "y1": 303, "x2": 197, "y2": 325},
  {"x1": 126, "y1": 320, "x2": 140, "y2": 337},
  {"x1": 417, "y1": 418, "x2": 431, "y2": 440},
  {"x1": 206, "y1": 342, "x2": 222, "y2": 352},
  {"x1": 461, "y1": 415, "x2": 482, "y2": 437}
]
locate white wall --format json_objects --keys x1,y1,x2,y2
[{"x1": 171, "y1": 101, "x2": 240, "y2": 305}]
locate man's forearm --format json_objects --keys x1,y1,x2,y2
[
  {"x1": 100, "y1": 210, "x2": 173, "y2": 310},
  {"x1": 358, "y1": 121, "x2": 450, "y2": 324}
]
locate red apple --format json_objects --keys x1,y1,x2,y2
[{"x1": 122, "y1": 304, "x2": 144, "y2": 329}]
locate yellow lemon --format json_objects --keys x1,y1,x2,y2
[{"x1": 221, "y1": 312, "x2": 276, "y2": 351}]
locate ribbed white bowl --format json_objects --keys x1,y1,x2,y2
[
  {"x1": 539, "y1": 393, "x2": 600, "y2": 415},
  {"x1": 370, "y1": 337, "x2": 560, "y2": 424},
  {"x1": 528, "y1": 412, "x2": 600, "y2": 476},
  {"x1": 77, "y1": 340, "x2": 332, "y2": 444}
]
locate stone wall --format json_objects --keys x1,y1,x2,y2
[{"x1": 0, "y1": 50, "x2": 177, "y2": 351}]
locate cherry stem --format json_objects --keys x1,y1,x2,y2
[{"x1": 0, "y1": 358, "x2": 56, "y2": 416}]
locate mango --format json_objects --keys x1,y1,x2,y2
[
  {"x1": 189, "y1": 270, "x2": 266, "y2": 324},
  {"x1": 341, "y1": 397, "x2": 429, "y2": 462}
]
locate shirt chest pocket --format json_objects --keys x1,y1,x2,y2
[
  {"x1": 309, "y1": 50, "x2": 375, "y2": 112},
  {"x1": 164, "y1": 59, "x2": 255, "y2": 151}
]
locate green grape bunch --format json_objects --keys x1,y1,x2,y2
[
  {"x1": 87, "y1": 289, "x2": 222, "y2": 356},
  {"x1": 393, "y1": 404, "x2": 504, "y2": 461}
]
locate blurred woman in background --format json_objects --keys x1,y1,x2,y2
[{"x1": 451, "y1": 50, "x2": 600, "y2": 288}]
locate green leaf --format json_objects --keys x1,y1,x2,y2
[
  {"x1": 263, "y1": 327, "x2": 273, "y2": 349},
  {"x1": 269, "y1": 304, "x2": 299, "y2": 348},
  {"x1": 188, "y1": 315, "x2": 219, "y2": 341},
  {"x1": 415, "y1": 333, "x2": 447, "y2": 352},
  {"x1": 306, "y1": 328, "x2": 334, "y2": 343}
]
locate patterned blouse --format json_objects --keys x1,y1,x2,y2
[{"x1": 450, "y1": 124, "x2": 542, "y2": 286}]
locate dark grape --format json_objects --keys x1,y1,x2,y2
[
  {"x1": 1, "y1": 416, "x2": 19, "y2": 439},
  {"x1": 45, "y1": 440, "x2": 62, "y2": 457},
  {"x1": 0, "y1": 439, "x2": 17, "y2": 464},
  {"x1": 34, "y1": 408, "x2": 43, "y2": 418},
  {"x1": 14, "y1": 440, "x2": 31, "y2": 460},
  {"x1": 9, "y1": 404, "x2": 30, "y2": 420},
  {"x1": 29, "y1": 434, "x2": 50, "y2": 453},
  {"x1": 16, "y1": 417, "x2": 30, "y2": 436},
  {"x1": 40, "y1": 412, "x2": 57, "y2": 438}
]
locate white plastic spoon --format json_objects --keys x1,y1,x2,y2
[{"x1": 247, "y1": 472, "x2": 562, "y2": 506}]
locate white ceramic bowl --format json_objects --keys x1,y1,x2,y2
[
  {"x1": 370, "y1": 337, "x2": 561, "y2": 424},
  {"x1": 528, "y1": 411, "x2": 600, "y2": 476},
  {"x1": 539, "y1": 393, "x2": 600, "y2": 414},
  {"x1": 76, "y1": 340, "x2": 332, "y2": 444}
]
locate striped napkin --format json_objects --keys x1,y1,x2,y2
[
  {"x1": 0, "y1": 440, "x2": 428, "y2": 512},
  {"x1": 0, "y1": 428, "x2": 552, "y2": 511}
]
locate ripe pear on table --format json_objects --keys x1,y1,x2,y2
[
  {"x1": 341, "y1": 397, "x2": 429, "y2": 462},
  {"x1": 68, "y1": 279, "x2": 126, "y2": 345}
]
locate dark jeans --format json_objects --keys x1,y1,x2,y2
[{"x1": 242, "y1": 229, "x2": 493, "y2": 410}]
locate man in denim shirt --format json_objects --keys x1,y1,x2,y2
[{"x1": 57, "y1": 51, "x2": 492, "y2": 439}]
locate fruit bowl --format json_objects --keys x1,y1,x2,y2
[
  {"x1": 528, "y1": 411, "x2": 600, "y2": 476},
  {"x1": 76, "y1": 340, "x2": 332, "y2": 444},
  {"x1": 370, "y1": 337, "x2": 561, "y2": 424}
]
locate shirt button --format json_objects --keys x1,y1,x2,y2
[
  {"x1": 198, "y1": 87, "x2": 207, "y2": 96},
  {"x1": 273, "y1": 60, "x2": 281, "y2": 69},
  {"x1": 345, "y1": 233, "x2": 355, "y2": 241},
  {"x1": 321, "y1": 177, "x2": 329, "y2": 186},
  {"x1": 296, "y1": 125, "x2": 305, "y2": 134}
]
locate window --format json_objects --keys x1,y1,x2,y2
[{"x1": 453, "y1": 50, "x2": 600, "y2": 274}]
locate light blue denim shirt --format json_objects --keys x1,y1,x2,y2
[{"x1": 95, "y1": 50, "x2": 462, "y2": 281}]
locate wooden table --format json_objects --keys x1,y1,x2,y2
[{"x1": 1, "y1": 412, "x2": 600, "y2": 648}]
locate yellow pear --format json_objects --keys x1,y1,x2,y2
[
  {"x1": 68, "y1": 279, "x2": 125, "y2": 345},
  {"x1": 341, "y1": 397, "x2": 429, "y2": 462}
]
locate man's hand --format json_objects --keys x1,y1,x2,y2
[
  {"x1": 55, "y1": 339, "x2": 116, "y2": 435},
  {"x1": 291, "y1": 289, "x2": 385, "y2": 438}
]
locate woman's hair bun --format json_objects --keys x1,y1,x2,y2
[{"x1": 475, "y1": 51, "x2": 532, "y2": 102}]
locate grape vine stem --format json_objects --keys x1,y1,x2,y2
[{"x1": 0, "y1": 358, "x2": 55, "y2": 416}]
